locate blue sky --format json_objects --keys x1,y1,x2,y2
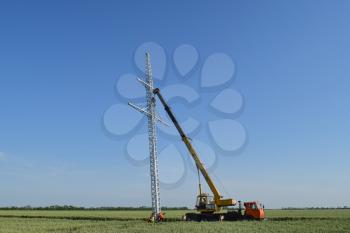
[{"x1": 0, "y1": 0, "x2": 349, "y2": 208}]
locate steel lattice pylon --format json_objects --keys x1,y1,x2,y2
[
  {"x1": 145, "y1": 52, "x2": 161, "y2": 217},
  {"x1": 128, "y1": 52, "x2": 165, "y2": 220}
]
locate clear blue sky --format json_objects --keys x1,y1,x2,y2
[{"x1": 0, "y1": 0, "x2": 349, "y2": 208}]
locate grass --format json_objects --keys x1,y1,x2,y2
[{"x1": 0, "y1": 209, "x2": 349, "y2": 233}]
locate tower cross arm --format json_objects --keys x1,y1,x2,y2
[
  {"x1": 128, "y1": 102, "x2": 169, "y2": 126},
  {"x1": 137, "y1": 78, "x2": 153, "y2": 90}
]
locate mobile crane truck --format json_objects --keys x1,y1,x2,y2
[{"x1": 153, "y1": 88, "x2": 265, "y2": 221}]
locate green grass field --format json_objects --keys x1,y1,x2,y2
[{"x1": 0, "y1": 209, "x2": 349, "y2": 233}]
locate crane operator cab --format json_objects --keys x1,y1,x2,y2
[{"x1": 196, "y1": 193, "x2": 216, "y2": 212}]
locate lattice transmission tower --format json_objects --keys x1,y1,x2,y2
[{"x1": 128, "y1": 52, "x2": 167, "y2": 221}]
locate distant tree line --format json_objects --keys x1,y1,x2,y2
[
  {"x1": 0, "y1": 205, "x2": 189, "y2": 211},
  {"x1": 282, "y1": 206, "x2": 350, "y2": 210}
]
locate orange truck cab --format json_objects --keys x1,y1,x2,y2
[{"x1": 244, "y1": 202, "x2": 265, "y2": 220}]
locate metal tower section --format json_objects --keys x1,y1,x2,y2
[
  {"x1": 145, "y1": 52, "x2": 161, "y2": 217},
  {"x1": 128, "y1": 52, "x2": 165, "y2": 219}
]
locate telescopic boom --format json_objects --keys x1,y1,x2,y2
[{"x1": 153, "y1": 88, "x2": 236, "y2": 209}]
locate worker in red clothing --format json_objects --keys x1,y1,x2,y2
[
  {"x1": 157, "y1": 212, "x2": 165, "y2": 222},
  {"x1": 148, "y1": 212, "x2": 165, "y2": 223}
]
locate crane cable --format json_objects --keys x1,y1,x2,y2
[
  {"x1": 196, "y1": 165, "x2": 202, "y2": 195},
  {"x1": 195, "y1": 157, "x2": 231, "y2": 199},
  {"x1": 212, "y1": 171, "x2": 232, "y2": 199}
]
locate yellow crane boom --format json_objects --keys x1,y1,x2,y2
[{"x1": 153, "y1": 88, "x2": 236, "y2": 210}]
